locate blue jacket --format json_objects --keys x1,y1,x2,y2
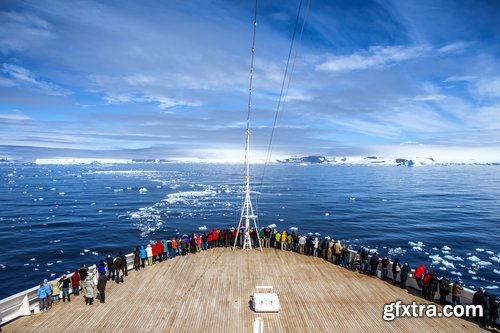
[
  {"x1": 139, "y1": 246, "x2": 147, "y2": 259},
  {"x1": 37, "y1": 286, "x2": 48, "y2": 298}
]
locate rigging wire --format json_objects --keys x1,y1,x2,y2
[{"x1": 255, "y1": 0, "x2": 312, "y2": 213}]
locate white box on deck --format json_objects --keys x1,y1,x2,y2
[{"x1": 252, "y1": 286, "x2": 280, "y2": 313}]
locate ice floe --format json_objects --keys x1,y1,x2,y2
[
  {"x1": 493, "y1": 269, "x2": 500, "y2": 275},
  {"x1": 198, "y1": 226, "x2": 207, "y2": 231},
  {"x1": 486, "y1": 286, "x2": 499, "y2": 290},
  {"x1": 467, "y1": 256, "x2": 480, "y2": 262},
  {"x1": 450, "y1": 271, "x2": 462, "y2": 276},
  {"x1": 139, "y1": 188, "x2": 148, "y2": 193},
  {"x1": 476, "y1": 248, "x2": 485, "y2": 252},
  {"x1": 442, "y1": 245, "x2": 451, "y2": 251},
  {"x1": 443, "y1": 255, "x2": 463, "y2": 261}
]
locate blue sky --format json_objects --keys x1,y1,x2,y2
[{"x1": 1, "y1": 0, "x2": 500, "y2": 162}]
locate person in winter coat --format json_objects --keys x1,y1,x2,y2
[
  {"x1": 452, "y1": 280, "x2": 463, "y2": 305},
  {"x1": 381, "y1": 257, "x2": 389, "y2": 281},
  {"x1": 50, "y1": 278, "x2": 61, "y2": 305},
  {"x1": 146, "y1": 244, "x2": 153, "y2": 265},
  {"x1": 97, "y1": 273, "x2": 107, "y2": 303},
  {"x1": 119, "y1": 251, "x2": 128, "y2": 276},
  {"x1": 114, "y1": 254, "x2": 125, "y2": 283},
  {"x1": 479, "y1": 291, "x2": 490, "y2": 328},
  {"x1": 369, "y1": 253, "x2": 380, "y2": 277},
  {"x1": 334, "y1": 240, "x2": 342, "y2": 265},
  {"x1": 392, "y1": 258, "x2": 401, "y2": 285},
  {"x1": 105, "y1": 255, "x2": 115, "y2": 281},
  {"x1": 488, "y1": 295, "x2": 498, "y2": 328},
  {"x1": 71, "y1": 269, "x2": 80, "y2": 296},
  {"x1": 133, "y1": 247, "x2": 141, "y2": 271},
  {"x1": 156, "y1": 240, "x2": 164, "y2": 262},
  {"x1": 139, "y1": 245, "x2": 147, "y2": 268},
  {"x1": 151, "y1": 242, "x2": 158, "y2": 263},
  {"x1": 43, "y1": 279, "x2": 53, "y2": 308},
  {"x1": 59, "y1": 274, "x2": 71, "y2": 302},
  {"x1": 281, "y1": 231, "x2": 287, "y2": 251},
  {"x1": 274, "y1": 232, "x2": 281, "y2": 249},
  {"x1": 414, "y1": 264, "x2": 425, "y2": 289},
  {"x1": 162, "y1": 240, "x2": 169, "y2": 260},
  {"x1": 439, "y1": 277, "x2": 450, "y2": 305},
  {"x1": 37, "y1": 282, "x2": 48, "y2": 312},
  {"x1": 400, "y1": 263, "x2": 411, "y2": 289},
  {"x1": 83, "y1": 276, "x2": 95, "y2": 305}
]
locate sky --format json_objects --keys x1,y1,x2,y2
[{"x1": 1, "y1": 0, "x2": 500, "y2": 163}]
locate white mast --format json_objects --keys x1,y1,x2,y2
[{"x1": 233, "y1": 0, "x2": 262, "y2": 252}]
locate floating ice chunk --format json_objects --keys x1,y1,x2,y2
[
  {"x1": 467, "y1": 256, "x2": 481, "y2": 262},
  {"x1": 314, "y1": 232, "x2": 321, "y2": 236},
  {"x1": 493, "y1": 269, "x2": 500, "y2": 275},
  {"x1": 349, "y1": 197, "x2": 356, "y2": 201},
  {"x1": 388, "y1": 247, "x2": 404, "y2": 256},
  {"x1": 80, "y1": 253, "x2": 85, "y2": 255},
  {"x1": 307, "y1": 232, "x2": 313, "y2": 235},
  {"x1": 472, "y1": 276, "x2": 478, "y2": 280},
  {"x1": 486, "y1": 286, "x2": 499, "y2": 290},
  {"x1": 476, "y1": 261, "x2": 492, "y2": 266},
  {"x1": 59, "y1": 192, "x2": 66, "y2": 195},
  {"x1": 442, "y1": 245, "x2": 451, "y2": 251},
  {"x1": 441, "y1": 250, "x2": 451, "y2": 254},
  {"x1": 83, "y1": 249, "x2": 90, "y2": 253},
  {"x1": 432, "y1": 247, "x2": 438, "y2": 251},
  {"x1": 267, "y1": 224, "x2": 277, "y2": 229},
  {"x1": 468, "y1": 270, "x2": 477, "y2": 275},
  {"x1": 439, "y1": 267, "x2": 447, "y2": 271},
  {"x1": 114, "y1": 188, "x2": 124, "y2": 192},
  {"x1": 56, "y1": 260, "x2": 62, "y2": 263},
  {"x1": 450, "y1": 271, "x2": 462, "y2": 276},
  {"x1": 486, "y1": 250, "x2": 494, "y2": 254},
  {"x1": 490, "y1": 256, "x2": 500, "y2": 263},
  {"x1": 92, "y1": 251, "x2": 98, "y2": 256},
  {"x1": 24, "y1": 263, "x2": 30, "y2": 266},
  {"x1": 53, "y1": 240, "x2": 60, "y2": 243},
  {"x1": 278, "y1": 219, "x2": 284, "y2": 222},
  {"x1": 444, "y1": 255, "x2": 463, "y2": 261},
  {"x1": 325, "y1": 213, "x2": 330, "y2": 216},
  {"x1": 47, "y1": 263, "x2": 53, "y2": 266},
  {"x1": 30, "y1": 258, "x2": 35, "y2": 261},
  {"x1": 198, "y1": 226, "x2": 207, "y2": 231},
  {"x1": 50, "y1": 188, "x2": 56, "y2": 191},
  {"x1": 476, "y1": 248, "x2": 485, "y2": 252},
  {"x1": 289, "y1": 227, "x2": 298, "y2": 231},
  {"x1": 139, "y1": 188, "x2": 148, "y2": 193}
]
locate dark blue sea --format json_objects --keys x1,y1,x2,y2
[{"x1": 1, "y1": 163, "x2": 499, "y2": 299}]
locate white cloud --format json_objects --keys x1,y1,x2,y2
[
  {"x1": 437, "y1": 42, "x2": 472, "y2": 55},
  {"x1": 0, "y1": 113, "x2": 31, "y2": 121},
  {"x1": 316, "y1": 45, "x2": 431, "y2": 72},
  {"x1": 1, "y1": 64, "x2": 72, "y2": 96},
  {"x1": 413, "y1": 94, "x2": 446, "y2": 101},
  {"x1": 473, "y1": 77, "x2": 500, "y2": 99}
]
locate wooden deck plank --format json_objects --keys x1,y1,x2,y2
[{"x1": 3, "y1": 248, "x2": 486, "y2": 333}]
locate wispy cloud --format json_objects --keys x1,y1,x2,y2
[
  {"x1": 316, "y1": 45, "x2": 431, "y2": 72},
  {"x1": 1, "y1": 64, "x2": 72, "y2": 96},
  {"x1": 0, "y1": 113, "x2": 31, "y2": 121}
]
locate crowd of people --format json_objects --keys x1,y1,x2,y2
[{"x1": 35, "y1": 226, "x2": 498, "y2": 328}]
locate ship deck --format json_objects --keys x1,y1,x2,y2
[{"x1": 4, "y1": 248, "x2": 485, "y2": 332}]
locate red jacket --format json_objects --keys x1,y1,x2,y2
[
  {"x1": 152, "y1": 243, "x2": 158, "y2": 256},
  {"x1": 71, "y1": 270, "x2": 80, "y2": 288},
  {"x1": 415, "y1": 265, "x2": 425, "y2": 278},
  {"x1": 156, "y1": 240, "x2": 164, "y2": 254}
]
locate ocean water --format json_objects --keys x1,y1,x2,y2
[{"x1": 0, "y1": 163, "x2": 499, "y2": 299}]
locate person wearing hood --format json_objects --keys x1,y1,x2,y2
[
  {"x1": 400, "y1": 263, "x2": 411, "y2": 289},
  {"x1": 139, "y1": 245, "x2": 147, "y2": 268},
  {"x1": 392, "y1": 258, "x2": 401, "y2": 285},
  {"x1": 71, "y1": 269, "x2": 80, "y2": 296},
  {"x1": 119, "y1": 251, "x2": 128, "y2": 276},
  {"x1": 83, "y1": 276, "x2": 95, "y2": 305}
]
